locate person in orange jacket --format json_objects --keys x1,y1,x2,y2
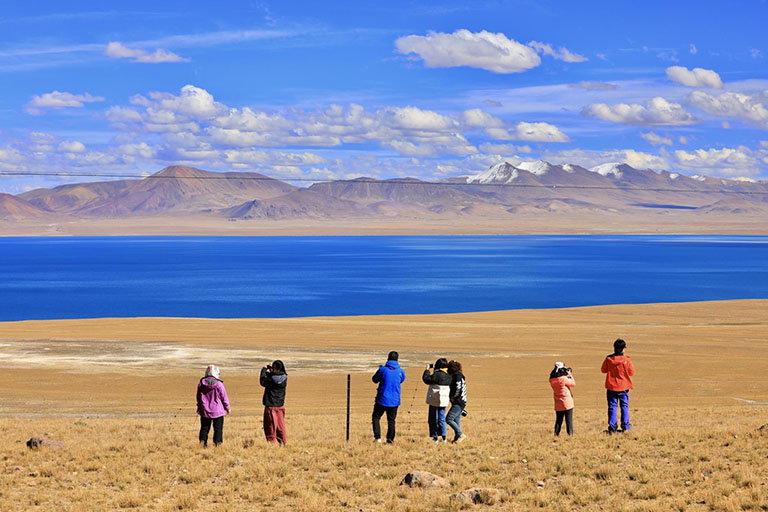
[
  {"x1": 549, "y1": 362, "x2": 575, "y2": 436},
  {"x1": 600, "y1": 338, "x2": 635, "y2": 433}
]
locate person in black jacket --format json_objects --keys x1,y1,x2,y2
[
  {"x1": 446, "y1": 360, "x2": 467, "y2": 443},
  {"x1": 422, "y1": 358, "x2": 451, "y2": 443},
  {"x1": 260, "y1": 360, "x2": 287, "y2": 445}
]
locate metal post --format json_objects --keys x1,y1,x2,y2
[{"x1": 346, "y1": 374, "x2": 351, "y2": 442}]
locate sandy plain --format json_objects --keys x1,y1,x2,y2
[
  {"x1": 1, "y1": 300, "x2": 767, "y2": 510},
  {"x1": 2, "y1": 211, "x2": 768, "y2": 237}
]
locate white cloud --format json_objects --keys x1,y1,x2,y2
[
  {"x1": 583, "y1": 97, "x2": 698, "y2": 126},
  {"x1": 105, "y1": 42, "x2": 188, "y2": 63},
  {"x1": 528, "y1": 41, "x2": 587, "y2": 63},
  {"x1": 460, "y1": 108, "x2": 505, "y2": 128},
  {"x1": 673, "y1": 146, "x2": 763, "y2": 176},
  {"x1": 666, "y1": 66, "x2": 723, "y2": 89},
  {"x1": 478, "y1": 142, "x2": 532, "y2": 154},
  {"x1": 687, "y1": 90, "x2": 768, "y2": 129},
  {"x1": 57, "y1": 141, "x2": 86, "y2": 153},
  {"x1": 25, "y1": 91, "x2": 104, "y2": 114},
  {"x1": 486, "y1": 122, "x2": 569, "y2": 142},
  {"x1": 395, "y1": 29, "x2": 540, "y2": 73},
  {"x1": 133, "y1": 85, "x2": 224, "y2": 119},
  {"x1": 640, "y1": 132, "x2": 673, "y2": 146},
  {"x1": 538, "y1": 148, "x2": 670, "y2": 171},
  {"x1": 482, "y1": 99, "x2": 502, "y2": 108},
  {"x1": 568, "y1": 81, "x2": 617, "y2": 91},
  {"x1": 689, "y1": 44, "x2": 697, "y2": 55}
]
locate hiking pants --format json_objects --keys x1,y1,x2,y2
[
  {"x1": 428, "y1": 405, "x2": 447, "y2": 439},
  {"x1": 199, "y1": 415, "x2": 224, "y2": 446},
  {"x1": 264, "y1": 406, "x2": 287, "y2": 444},
  {"x1": 372, "y1": 404, "x2": 398, "y2": 442},
  {"x1": 607, "y1": 390, "x2": 630, "y2": 431},
  {"x1": 446, "y1": 403, "x2": 464, "y2": 439},
  {"x1": 554, "y1": 408, "x2": 573, "y2": 436}
]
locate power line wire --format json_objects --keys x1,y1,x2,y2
[{"x1": 0, "y1": 170, "x2": 767, "y2": 196}]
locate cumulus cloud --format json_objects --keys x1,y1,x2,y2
[
  {"x1": 486, "y1": 122, "x2": 570, "y2": 142},
  {"x1": 460, "y1": 108, "x2": 505, "y2": 128},
  {"x1": 105, "y1": 42, "x2": 188, "y2": 63},
  {"x1": 57, "y1": 141, "x2": 86, "y2": 153},
  {"x1": 568, "y1": 81, "x2": 617, "y2": 91},
  {"x1": 666, "y1": 66, "x2": 723, "y2": 89},
  {"x1": 583, "y1": 97, "x2": 698, "y2": 126},
  {"x1": 687, "y1": 90, "x2": 768, "y2": 129},
  {"x1": 478, "y1": 142, "x2": 532, "y2": 154},
  {"x1": 640, "y1": 132, "x2": 673, "y2": 146},
  {"x1": 395, "y1": 29, "x2": 541, "y2": 73},
  {"x1": 106, "y1": 85, "x2": 569, "y2": 160},
  {"x1": 528, "y1": 41, "x2": 587, "y2": 62},
  {"x1": 25, "y1": 91, "x2": 105, "y2": 114},
  {"x1": 673, "y1": 146, "x2": 764, "y2": 176}
]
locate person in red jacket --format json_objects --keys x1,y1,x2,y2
[
  {"x1": 600, "y1": 338, "x2": 635, "y2": 433},
  {"x1": 549, "y1": 362, "x2": 575, "y2": 436}
]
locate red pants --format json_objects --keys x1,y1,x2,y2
[{"x1": 263, "y1": 406, "x2": 287, "y2": 444}]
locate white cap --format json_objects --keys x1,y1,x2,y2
[
  {"x1": 554, "y1": 361, "x2": 565, "y2": 369},
  {"x1": 205, "y1": 365, "x2": 220, "y2": 379}
]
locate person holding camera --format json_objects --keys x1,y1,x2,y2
[
  {"x1": 446, "y1": 360, "x2": 467, "y2": 443},
  {"x1": 260, "y1": 360, "x2": 287, "y2": 445},
  {"x1": 601, "y1": 338, "x2": 635, "y2": 433},
  {"x1": 196, "y1": 364, "x2": 230, "y2": 447},
  {"x1": 549, "y1": 362, "x2": 575, "y2": 436},
  {"x1": 371, "y1": 351, "x2": 406, "y2": 444},
  {"x1": 422, "y1": 358, "x2": 451, "y2": 443}
]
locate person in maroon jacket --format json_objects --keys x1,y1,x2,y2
[{"x1": 601, "y1": 339, "x2": 635, "y2": 433}]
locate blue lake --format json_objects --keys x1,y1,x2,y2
[{"x1": 1, "y1": 235, "x2": 767, "y2": 321}]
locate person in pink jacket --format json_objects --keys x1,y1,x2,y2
[
  {"x1": 196, "y1": 364, "x2": 230, "y2": 447},
  {"x1": 548, "y1": 362, "x2": 575, "y2": 436}
]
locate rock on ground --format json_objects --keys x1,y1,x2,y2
[
  {"x1": 400, "y1": 471, "x2": 450, "y2": 488},
  {"x1": 449, "y1": 488, "x2": 502, "y2": 505}
]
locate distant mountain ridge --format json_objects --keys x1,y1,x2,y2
[{"x1": 6, "y1": 162, "x2": 768, "y2": 222}]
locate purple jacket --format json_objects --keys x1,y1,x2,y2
[{"x1": 197, "y1": 376, "x2": 230, "y2": 418}]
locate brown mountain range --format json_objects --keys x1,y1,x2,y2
[{"x1": 3, "y1": 162, "x2": 767, "y2": 234}]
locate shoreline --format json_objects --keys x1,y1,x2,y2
[{"x1": 1, "y1": 299, "x2": 766, "y2": 415}]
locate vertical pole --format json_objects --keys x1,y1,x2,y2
[{"x1": 346, "y1": 374, "x2": 351, "y2": 442}]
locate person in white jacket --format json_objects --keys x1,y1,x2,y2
[{"x1": 422, "y1": 358, "x2": 451, "y2": 443}]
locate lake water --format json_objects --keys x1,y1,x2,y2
[{"x1": 1, "y1": 235, "x2": 767, "y2": 321}]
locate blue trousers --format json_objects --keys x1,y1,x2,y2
[
  {"x1": 607, "y1": 390, "x2": 630, "y2": 431},
  {"x1": 446, "y1": 403, "x2": 464, "y2": 439},
  {"x1": 428, "y1": 405, "x2": 447, "y2": 439}
]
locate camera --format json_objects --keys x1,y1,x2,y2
[
  {"x1": 428, "y1": 363, "x2": 434, "y2": 369},
  {"x1": 461, "y1": 409, "x2": 468, "y2": 417},
  {"x1": 265, "y1": 365, "x2": 273, "y2": 372}
]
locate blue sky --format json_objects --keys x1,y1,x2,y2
[{"x1": 1, "y1": 0, "x2": 767, "y2": 193}]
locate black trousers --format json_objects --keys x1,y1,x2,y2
[
  {"x1": 372, "y1": 404, "x2": 399, "y2": 442},
  {"x1": 200, "y1": 416, "x2": 224, "y2": 446},
  {"x1": 554, "y1": 408, "x2": 573, "y2": 436}
]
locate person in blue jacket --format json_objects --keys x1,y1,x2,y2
[{"x1": 371, "y1": 351, "x2": 406, "y2": 444}]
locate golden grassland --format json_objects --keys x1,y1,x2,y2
[{"x1": 1, "y1": 300, "x2": 767, "y2": 510}]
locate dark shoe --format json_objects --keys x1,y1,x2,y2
[{"x1": 386, "y1": 439, "x2": 394, "y2": 444}]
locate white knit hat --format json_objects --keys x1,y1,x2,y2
[
  {"x1": 554, "y1": 361, "x2": 565, "y2": 369},
  {"x1": 205, "y1": 365, "x2": 220, "y2": 379}
]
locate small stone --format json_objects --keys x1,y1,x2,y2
[
  {"x1": 521, "y1": 458, "x2": 528, "y2": 463},
  {"x1": 536, "y1": 480, "x2": 545, "y2": 489},
  {"x1": 400, "y1": 471, "x2": 450, "y2": 488},
  {"x1": 450, "y1": 488, "x2": 502, "y2": 505}
]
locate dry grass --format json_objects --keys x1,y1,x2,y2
[
  {"x1": 3, "y1": 407, "x2": 767, "y2": 511},
  {"x1": 1, "y1": 300, "x2": 767, "y2": 510}
]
